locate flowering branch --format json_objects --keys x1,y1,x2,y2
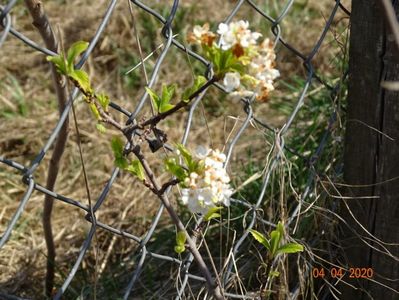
[{"x1": 132, "y1": 145, "x2": 224, "y2": 299}]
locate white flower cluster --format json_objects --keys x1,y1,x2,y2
[
  {"x1": 181, "y1": 147, "x2": 233, "y2": 215},
  {"x1": 188, "y1": 20, "x2": 280, "y2": 102},
  {"x1": 217, "y1": 20, "x2": 262, "y2": 50},
  {"x1": 218, "y1": 21, "x2": 280, "y2": 102}
]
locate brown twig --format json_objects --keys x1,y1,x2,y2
[
  {"x1": 158, "y1": 178, "x2": 180, "y2": 194},
  {"x1": 24, "y1": 0, "x2": 69, "y2": 297},
  {"x1": 123, "y1": 76, "x2": 218, "y2": 136},
  {"x1": 68, "y1": 77, "x2": 123, "y2": 131}
]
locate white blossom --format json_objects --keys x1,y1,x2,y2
[
  {"x1": 223, "y1": 72, "x2": 241, "y2": 92},
  {"x1": 217, "y1": 20, "x2": 262, "y2": 50},
  {"x1": 187, "y1": 23, "x2": 216, "y2": 46},
  {"x1": 189, "y1": 20, "x2": 280, "y2": 102},
  {"x1": 180, "y1": 148, "x2": 233, "y2": 215}
]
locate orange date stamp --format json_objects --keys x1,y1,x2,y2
[{"x1": 312, "y1": 267, "x2": 374, "y2": 279}]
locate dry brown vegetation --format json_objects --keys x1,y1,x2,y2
[{"x1": 0, "y1": 0, "x2": 350, "y2": 298}]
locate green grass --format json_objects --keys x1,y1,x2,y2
[{"x1": 0, "y1": 74, "x2": 28, "y2": 118}]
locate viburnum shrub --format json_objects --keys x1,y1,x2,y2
[{"x1": 45, "y1": 20, "x2": 299, "y2": 298}]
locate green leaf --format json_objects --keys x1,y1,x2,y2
[
  {"x1": 161, "y1": 84, "x2": 176, "y2": 104},
  {"x1": 69, "y1": 69, "x2": 92, "y2": 94},
  {"x1": 176, "y1": 144, "x2": 197, "y2": 171},
  {"x1": 209, "y1": 47, "x2": 243, "y2": 76},
  {"x1": 249, "y1": 229, "x2": 271, "y2": 251},
  {"x1": 115, "y1": 157, "x2": 128, "y2": 169},
  {"x1": 159, "y1": 102, "x2": 175, "y2": 113},
  {"x1": 176, "y1": 231, "x2": 186, "y2": 246},
  {"x1": 204, "y1": 206, "x2": 222, "y2": 221},
  {"x1": 89, "y1": 103, "x2": 101, "y2": 120},
  {"x1": 270, "y1": 229, "x2": 281, "y2": 256},
  {"x1": 126, "y1": 160, "x2": 145, "y2": 181},
  {"x1": 164, "y1": 158, "x2": 187, "y2": 181},
  {"x1": 276, "y1": 243, "x2": 304, "y2": 255},
  {"x1": 97, "y1": 93, "x2": 110, "y2": 112},
  {"x1": 176, "y1": 144, "x2": 191, "y2": 160},
  {"x1": 182, "y1": 75, "x2": 207, "y2": 102},
  {"x1": 174, "y1": 231, "x2": 186, "y2": 254},
  {"x1": 276, "y1": 221, "x2": 284, "y2": 237},
  {"x1": 174, "y1": 245, "x2": 185, "y2": 254},
  {"x1": 96, "y1": 123, "x2": 106, "y2": 133},
  {"x1": 47, "y1": 55, "x2": 67, "y2": 75},
  {"x1": 220, "y1": 50, "x2": 233, "y2": 71},
  {"x1": 111, "y1": 137, "x2": 124, "y2": 156},
  {"x1": 67, "y1": 41, "x2": 89, "y2": 71},
  {"x1": 145, "y1": 86, "x2": 161, "y2": 112},
  {"x1": 158, "y1": 84, "x2": 176, "y2": 113}
]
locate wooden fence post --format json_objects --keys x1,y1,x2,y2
[{"x1": 342, "y1": 0, "x2": 399, "y2": 298}]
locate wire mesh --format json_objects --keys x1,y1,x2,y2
[{"x1": 0, "y1": 0, "x2": 351, "y2": 299}]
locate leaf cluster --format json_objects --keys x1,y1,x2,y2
[
  {"x1": 47, "y1": 41, "x2": 111, "y2": 132},
  {"x1": 164, "y1": 144, "x2": 204, "y2": 185},
  {"x1": 249, "y1": 221, "x2": 303, "y2": 259},
  {"x1": 111, "y1": 137, "x2": 145, "y2": 181},
  {"x1": 202, "y1": 45, "x2": 244, "y2": 77}
]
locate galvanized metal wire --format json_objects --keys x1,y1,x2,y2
[{"x1": 0, "y1": 0, "x2": 350, "y2": 299}]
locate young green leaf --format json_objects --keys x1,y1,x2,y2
[
  {"x1": 276, "y1": 243, "x2": 304, "y2": 255},
  {"x1": 67, "y1": 41, "x2": 89, "y2": 71},
  {"x1": 97, "y1": 93, "x2": 110, "y2": 112},
  {"x1": 176, "y1": 144, "x2": 197, "y2": 171},
  {"x1": 159, "y1": 102, "x2": 175, "y2": 113},
  {"x1": 111, "y1": 136, "x2": 124, "y2": 157},
  {"x1": 204, "y1": 206, "x2": 222, "y2": 221},
  {"x1": 182, "y1": 75, "x2": 207, "y2": 102},
  {"x1": 174, "y1": 245, "x2": 185, "y2": 254},
  {"x1": 157, "y1": 84, "x2": 176, "y2": 113},
  {"x1": 47, "y1": 55, "x2": 67, "y2": 75},
  {"x1": 96, "y1": 123, "x2": 106, "y2": 134},
  {"x1": 114, "y1": 156, "x2": 128, "y2": 169},
  {"x1": 164, "y1": 158, "x2": 187, "y2": 181},
  {"x1": 219, "y1": 49, "x2": 233, "y2": 72},
  {"x1": 176, "y1": 144, "x2": 191, "y2": 160},
  {"x1": 210, "y1": 48, "x2": 244, "y2": 76},
  {"x1": 176, "y1": 231, "x2": 186, "y2": 245},
  {"x1": 111, "y1": 136, "x2": 128, "y2": 169},
  {"x1": 69, "y1": 69, "x2": 91, "y2": 94},
  {"x1": 126, "y1": 159, "x2": 146, "y2": 181},
  {"x1": 269, "y1": 229, "x2": 281, "y2": 256},
  {"x1": 161, "y1": 84, "x2": 176, "y2": 104},
  {"x1": 276, "y1": 221, "x2": 284, "y2": 237},
  {"x1": 249, "y1": 229, "x2": 271, "y2": 251},
  {"x1": 145, "y1": 87, "x2": 161, "y2": 112},
  {"x1": 89, "y1": 103, "x2": 101, "y2": 120},
  {"x1": 174, "y1": 231, "x2": 186, "y2": 254}
]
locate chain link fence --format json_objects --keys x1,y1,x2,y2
[{"x1": 0, "y1": 0, "x2": 352, "y2": 299}]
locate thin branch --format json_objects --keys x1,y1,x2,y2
[
  {"x1": 158, "y1": 178, "x2": 179, "y2": 195},
  {"x1": 132, "y1": 145, "x2": 224, "y2": 300},
  {"x1": 24, "y1": 0, "x2": 69, "y2": 297},
  {"x1": 123, "y1": 76, "x2": 218, "y2": 135}
]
